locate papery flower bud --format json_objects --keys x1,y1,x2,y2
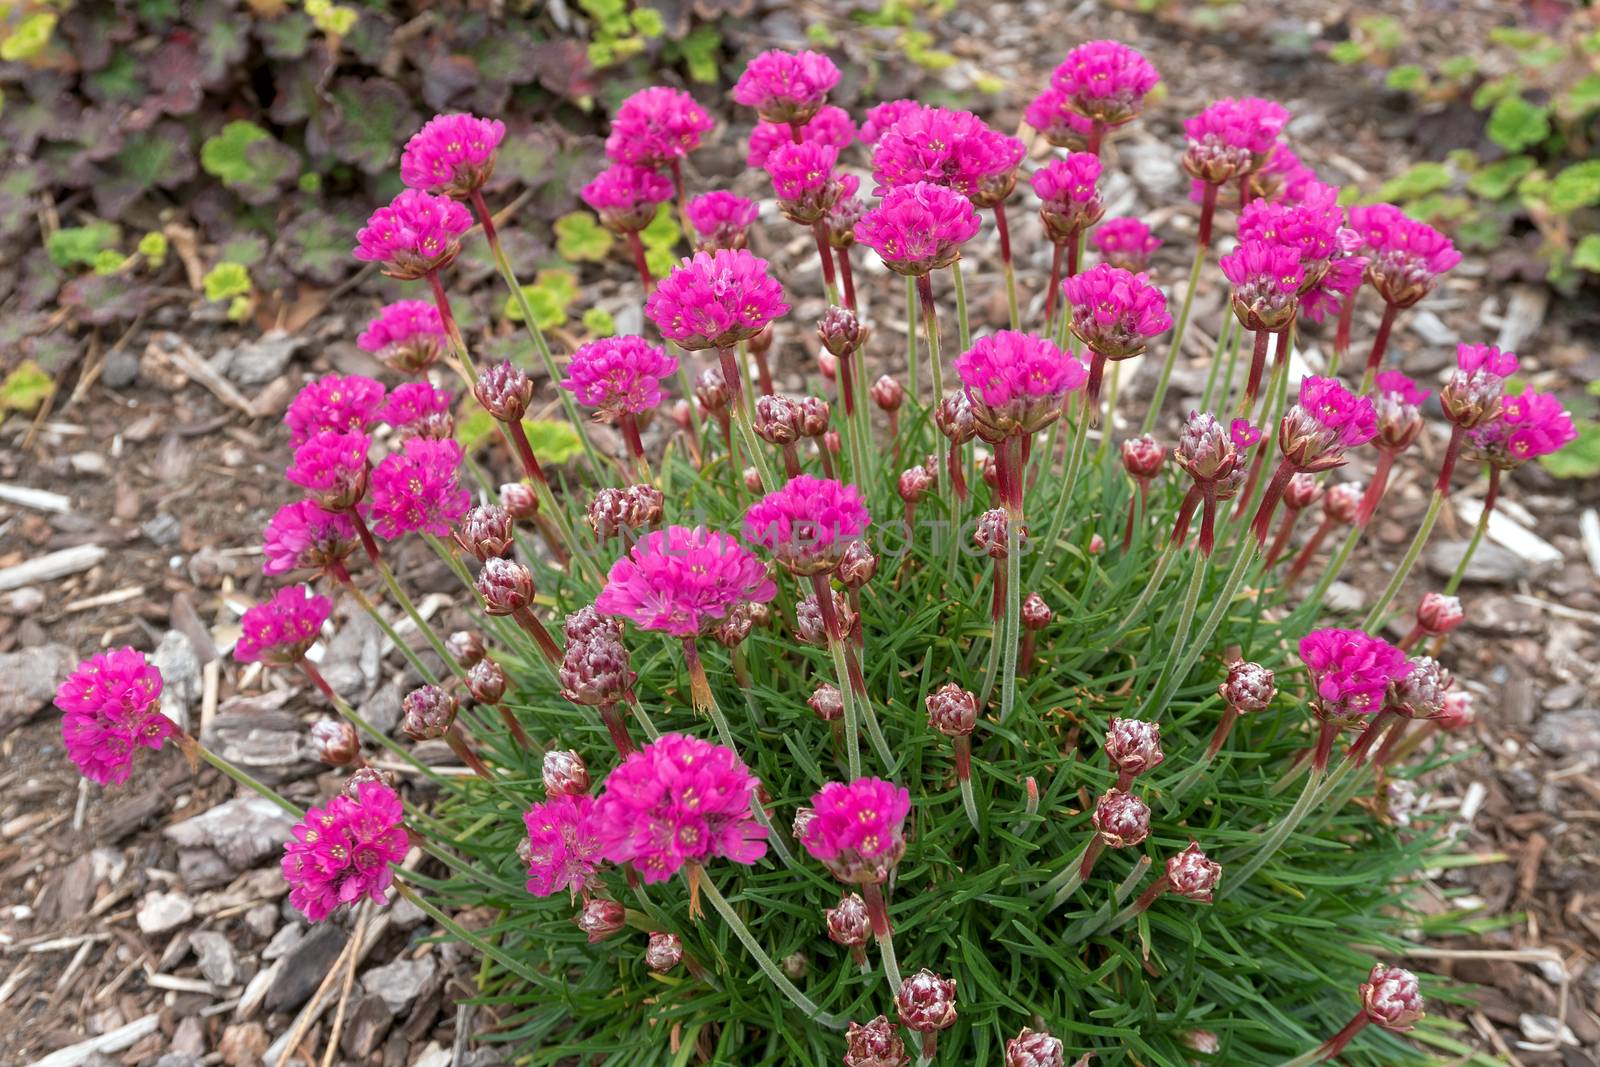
[
  {"x1": 575, "y1": 898, "x2": 626, "y2": 942},
  {"x1": 754, "y1": 394, "x2": 802, "y2": 445},
  {"x1": 799, "y1": 396, "x2": 831, "y2": 438},
  {"x1": 792, "y1": 805, "x2": 817, "y2": 841},
  {"x1": 1165, "y1": 841, "x2": 1221, "y2": 901},
  {"x1": 542, "y1": 750, "x2": 590, "y2": 796},
  {"x1": 871, "y1": 376, "x2": 904, "y2": 412},
  {"x1": 1390, "y1": 656, "x2": 1449, "y2": 720},
  {"x1": 1088, "y1": 533, "x2": 1106, "y2": 554},
  {"x1": 1437, "y1": 690, "x2": 1474, "y2": 731},
  {"x1": 1324, "y1": 481, "x2": 1363, "y2": 524},
  {"x1": 1181, "y1": 1031, "x2": 1220, "y2": 1055},
  {"x1": 1285, "y1": 472, "x2": 1322, "y2": 510},
  {"x1": 476, "y1": 557, "x2": 534, "y2": 615},
  {"x1": 795, "y1": 590, "x2": 856, "y2": 646},
  {"x1": 825, "y1": 892, "x2": 870, "y2": 946},
  {"x1": 713, "y1": 601, "x2": 757, "y2": 648},
  {"x1": 1219, "y1": 661, "x2": 1276, "y2": 711},
  {"x1": 695, "y1": 367, "x2": 730, "y2": 413},
  {"x1": 844, "y1": 1016, "x2": 910, "y2": 1067},
  {"x1": 1360, "y1": 964, "x2": 1425, "y2": 1031},
  {"x1": 935, "y1": 392, "x2": 977, "y2": 445},
  {"x1": 896, "y1": 969, "x2": 958, "y2": 1033},
  {"x1": 1006, "y1": 1028, "x2": 1066, "y2": 1067},
  {"x1": 475, "y1": 361, "x2": 534, "y2": 424},
  {"x1": 1416, "y1": 593, "x2": 1463, "y2": 636},
  {"x1": 1106, "y1": 717, "x2": 1164, "y2": 779},
  {"x1": 446, "y1": 630, "x2": 485, "y2": 667},
  {"x1": 925, "y1": 683, "x2": 978, "y2": 737},
  {"x1": 1173, "y1": 412, "x2": 1245, "y2": 484},
  {"x1": 899, "y1": 466, "x2": 934, "y2": 504},
  {"x1": 1091, "y1": 789, "x2": 1150, "y2": 848},
  {"x1": 1021, "y1": 592, "x2": 1053, "y2": 631},
  {"x1": 837, "y1": 541, "x2": 878, "y2": 589},
  {"x1": 743, "y1": 467, "x2": 763, "y2": 492},
  {"x1": 500, "y1": 482, "x2": 539, "y2": 519},
  {"x1": 809, "y1": 682, "x2": 845, "y2": 722},
  {"x1": 401, "y1": 685, "x2": 458, "y2": 740},
  {"x1": 1440, "y1": 343, "x2": 1518, "y2": 431},
  {"x1": 558, "y1": 630, "x2": 635, "y2": 707},
  {"x1": 342, "y1": 765, "x2": 399, "y2": 798},
  {"x1": 818, "y1": 305, "x2": 864, "y2": 357},
  {"x1": 310, "y1": 720, "x2": 360, "y2": 766},
  {"x1": 974, "y1": 508, "x2": 1014, "y2": 559},
  {"x1": 644, "y1": 930, "x2": 683, "y2": 971},
  {"x1": 1121, "y1": 434, "x2": 1165, "y2": 480},
  {"x1": 454, "y1": 504, "x2": 514, "y2": 561},
  {"x1": 467, "y1": 658, "x2": 507, "y2": 705}
]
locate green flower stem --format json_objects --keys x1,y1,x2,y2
[
  {"x1": 976, "y1": 573, "x2": 1004, "y2": 711},
  {"x1": 717, "y1": 347, "x2": 777, "y2": 492},
  {"x1": 191, "y1": 740, "x2": 303, "y2": 817},
  {"x1": 917, "y1": 274, "x2": 946, "y2": 404},
  {"x1": 955, "y1": 736, "x2": 980, "y2": 832},
  {"x1": 1218, "y1": 763, "x2": 1327, "y2": 899},
  {"x1": 374, "y1": 557, "x2": 470, "y2": 684},
  {"x1": 1444, "y1": 466, "x2": 1499, "y2": 596},
  {"x1": 625, "y1": 692, "x2": 662, "y2": 742},
  {"x1": 1276, "y1": 1015, "x2": 1370, "y2": 1067},
  {"x1": 1297, "y1": 524, "x2": 1362, "y2": 619},
  {"x1": 672, "y1": 351, "x2": 707, "y2": 454},
  {"x1": 951, "y1": 259, "x2": 972, "y2": 353},
  {"x1": 1198, "y1": 314, "x2": 1239, "y2": 415},
  {"x1": 1106, "y1": 541, "x2": 1176, "y2": 641},
  {"x1": 1361, "y1": 489, "x2": 1446, "y2": 632},
  {"x1": 1142, "y1": 539, "x2": 1261, "y2": 719},
  {"x1": 999, "y1": 437, "x2": 1025, "y2": 726},
  {"x1": 417, "y1": 534, "x2": 535, "y2": 671},
  {"x1": 1027, "y1": 407, "x2": 1089, "y2": 590},
  {"x1": 394, "y1": 881, "x2": 560, "y2": 992},
  {"x1": 994, "y1": 201, "x2": 1020, "y2": 330},
  {"x1": 696, "y1": 870, "x2": 844, "y2": 1030},
  {"x1": 342, "y1": 578, "x2": 439, "y2": 686},
  {"x1": 1036, "y1": 838, "x2": 1092, "y2": 902},
  {"x1": 860, "y1": 881, "x2": 904, "y2": 1001},
  {"x1": 299, "y1": 659, "x2": 451, "y2": 787},
  {"x1": 1136, "y1": 547, "x2": 1207, "y2": 718},
  {"x1": 905, "y1": 277, "x2": 920, "y2": 399},
  {"x1": 1142, "y1": 241, "x2": 1208, "y2": 433}
]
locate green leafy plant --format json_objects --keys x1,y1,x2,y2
[
  {"x1": 46, "y1": 221, "x2": 121, "y2": 269},
  {"x1": 555, "y1": 211, "x2": 617, "y2": 263}
]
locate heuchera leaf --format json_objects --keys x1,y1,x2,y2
[
  {"x1": 234, "y1": 136, "x2": 302, "y2": 204},
  {"x1": 47, "y1": 221, "x2": 122, "y2": 269},
  {"x1": 257, "y1": 12, "x2": 315, "y2": 60},
  {"x1": 0, "y1": 361, "x2": 55, "y2": 417},
  {"x1": 554, "y1": 212, "x2": 614, "y2": 262},
  {"x1": 311, "y1": 77, "x2": 419, "y2": 174},
  {"x1": 1545, "y1": 160, "x2": 1600, "y2": 214},
  {"x1": 1540, "y1": 420, "x2": 1600, "y2": 479},
  {"x1": 1572, "y1": 234, "x2": 1600, "y2": 273},
  {"x1": 201, "y1": 120, "x2": 271, "y2": 184},
  {"x1": 1485, "y1": 95, "x2": 1551, "y2": 153},
  {"x1": 59, "y1": 273, "x2": 156, "y2": 325}
]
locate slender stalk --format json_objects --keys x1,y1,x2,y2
[
  {"x1": 1144, "y1": 541, "x2": 1260, "y2": 718},
  {"x1": 993, "y1": 201, "x2": 1020, "y2": 330},
  {"x1": 905, "y1": 277, "x2": 920, "y2": 399},
  {"x1": 1329, "y1": 293, "x2": 1357, "y2": 380},
  {"x1": 1136, "y1": 547, "x2": 1206, "y2": 718},
  {"x1": 860, "y1": 881, "x2": 904, "y2": 1000},
  {"x1": 954, "y1": 736, "x2": 980, "y2": 832},
  {"x1": 951, "y1": 259, "x2": 972, "y2": 352},
  {"x1": 300, "y1": 659, "x2": 451, "y2": 785},
  {"x1": 1444, "y1": 466, "x2": 1499, "y2": 595},
  {"x1": 1107, "y1": 541, "x2": 1176, "y2": 641},
  {"x1": 916, "y1": 274, "x2": 945, "y2": 405},
  {"x1": 1361, "y1": 489, "x2": 1446, "y2": 632},
  {"x1": 373, "y1": 557, "x2": 469, "y2": 684},
  {"x1": 837, "y1": 246, "x2": 857, "y2": 311},
  {"x1": 718, "y1": 346, "x2": 776, "y2": 492},
  {"x1": 1036, "y1": 838, "x2": 1092, "y2": 901},
  {"x1": 1142, "y1": 241, "x2": 1208, "y2": 433},
  {"x1": 1277, "y1": 1014, "x2": 1370, "y2": 1067},
  {"x1": 1048, "y1": 838, "x2": 1105, "y2": 910},
  {"x1": 1026, "y1": 405, "x2": 1088, "y2": 589},
  {"x1": 1220, "y1": 762, "x2": 1327, "y2": 898},
  {"x1": 626, "y1": 231, "x2": 654, "y2": 289},
  {"x1": 1043, "y1": 244, "x2": 1064, "y2": 327},
  {"x1": 1199, "y1": 314, "x2": 1239, "y2": 414},
  {"x1": 191, "y1": 740, "x2": 303, "y2": 817},
  {"x1": 812, "y1": 222, "x2": 841, "y2": 306},
  {"x1": 1359, "y1": 301, "x2": 1399, "y2": 393}
]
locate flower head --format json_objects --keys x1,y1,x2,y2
[
  {"x1": 543, "y1": 750, "x2": 591, "y2": 797},
  {"x1": 1061, "y1": 264, "x2": 1173, "y2": 359},
  {"x1": 954, "y1": 330, "x2": 1086, "y2": 439},
  {"x1": 925, "y1": 683, "x2": 978, "y2": 737},
  {"x1": 748, "y1": 104, "x2": 855, "y2": 168},
  {"x1": 1220, "y1": 661, "x2": 1276, "y2": 711},
  {"x1": 1025, "y1": 88, "x2": 1098, "y2": 150},
  {"x1": 1032, "y1": 154, "x2": 1105, "y2": 243},
  {"x1": 765, "y1": 141, "x2": 842, "y2": 223},
  {"x1": 1091, "y1": 788, "x2": 1150, "y2": 847},
  {"x1": 686, "y1": 190, "x2": 760, "y2": 250},
  {"x1": 1440, "y1": 343, "x2": 1518, "y2": 431},
  {"x1": 597, "y1": 526, "x2": 776, "y2": 638},
  {"x1": 1006, "y1": 1028, "x2": 1065, "y2": 1067},
  {"x1": 1173, "y1": 412, "x2": 1247, "y2": 486},
  {"x1": 592, "y1": 733, "x2": 767, "y2": 881},
  {"x1": 281, "y1": 781, "x2": 408, "y2": 922},
  {"x1": 1181, "y1": 98, "x2": 1290, "y2": 185},
  {"x1": 1276, "y1": 376, "x2": 1378, "y2": 472},
  {"x1": 454, "y1": 504, "x2": 514, "y2": 561},
  {"x1": 1347, "y1": 203, "x2": 1461, "y2": 307},
  {"x1": 310, "y1": 719, "x2": 360, "y2": 766},
  {"x1": 1021, "y1": 592, "x2": 1053, "y2": 630},
  {"x1": 1238, "y1": 187, "x2": 1351, "y2": 294},
  {"x1": 1094, "y1": 217, "x2": 1162, "y2": 272},
  {"x1": 731, "y1": 49, "x2": 840, "y2": 125},
  {"x1": 354, "y1": 189, "x2": 473, "y2": 280},
  {"x1": 802, "y1": 777, "x2": 911, "y2": 884},
  {"x1": 1390, "y1": 656, "x2": 1450, "y2": 720},
  {"x1": 825, "y1": 892, "x2": 870, "y2": 946},
  {"x1": 368, "y1": 437, "x2": 470, "y2": 540},
  {"x1": 854, "y1": 182, "x2": 982, "y2": 276},
  {"x1": 236, "y1": 586, "x2": 331, "y2": 667},
  {"x1": 56, "y1": 647, "x2": 173, "y2": 786},
  {"x1": 1438, "y1": 690, "x2": 1475, "y2": 731},
  {"x1": 645, "y1": 930, "x2": 683, "y2": 971},
  {"x1": 645, "y1": 249, "x2": 789, "y2": 351},
  {"x1": 1325, "y1": 480, "x2": 1364, "y2": 524},
  {"x1": 1371, "y1": 371, "x2": 1429, "y2": 454},
  {"x1": 400, "y1": 113, "x2": 505, "y2": 197},
  {"x1": 262, "y1": 500, "x2": 360, "y2": 577},
  {"x1": 1360, "y1": 964, "x2": 1425, "y2": 1031},
  {"x1": 1220, "y1": 240, "x2": 1303, "y2": 332},
  {"x1": 558, "y1": 614, "x2": 635, "y2": 707},
  {"x1": 523, "y1": 794, "x2": 604, "y2": 899},
  {"x1": 575, "y1": 898, "x2": 626, "y2": 942},
  {"x1": 845, "y1": 1016, "x2": 910, "y2": 1067},
  {"x1": 1049, "y1": 40, "x2": 1161, "y2": 127},
  {"x1": 1298, "y1": 628, "x2": 1408, "y2": 722},
  {"x1": 1470, "y1": 390, "x2": 1576, "y2": 468},
  {"x1": 1416, "y1": 592, "x2": 1464, "y2": 636},
  {"x1": 581, "y1": 163, "x2": 675, "y2": 234},
  {"x1": 860, "y1": 99, "x2": 921, "y2": 144},
  {"x1": 285, "y1": 375, "x2": 386, "y2": 446},
  {"x1": 287, "y1": 431, "x2": 371, "y2": 511},
  {"x1": 743, "y1": 476, "x2": 870, "y2": 575},
  {"x1": 606, "y1": 87, "x2": 715, "y2": 168},
  {"x1": 1105, "y1": 717, "x2": 1163, "y2": 779},
  {"x1": 587, "y1": 484, "x2": 664, "y2": 539},
  {"x1": 474, "y1": 360, "x2": 534, "y2": 424},
  {"x1": 896, "y1": 969, "x2": 958, "y2": 1033},
  {"x1": 378, "y1": 381, "x2": 454, "y2": 440},
  {"x1": 869, "y1": 106, "x2": 1025, "y2": 203},
  {"x1": 1165, "y1": 842, "x2": 1221, "y2": 902},
  {"x1": 562, "y1": 336, "x2": 678, "y2": 419},
  {"x1": 357, "y1": 300, "x2": 446, "y2": 374}
]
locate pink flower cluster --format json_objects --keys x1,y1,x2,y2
[
  {"x1": 802, "y1": 777, "x2": 912, "y2": 884},
  {"x1": 1472, "y1": 390, "x2": 1577, "y2": 467},
  {"x1": 523, "y1": 793, "x2": 604, "y2": 899},
  {"x1": 748, "y1": 105, "x2": 855, "y2": 168},
  {"x1": 1278, "y1": 376, "x2": 1378, "y2": 471},
  {"x1": 1346, "y1": 203, "x2": 1461, "y2": 307},
  {"x1": 1181, "y1": 98, "x2": 1290, "y2": 185},
  {"x1": 399, "y1": 113, "x2": 505, "y2": 197},
  {"x1": 743, "y1": 475, "x2": 871, "y2": 575},
  {"x1": 1093, "y1": 217, "x2": 1162, "y2": 272},
  {"x1": 562, "y1": 336, "x2": 679, "y2": 418},
  {"x1": 581, "y1": 163, "x2": 674, "y2": 233},
  {"x1": 1220, "y1": 240, "x2": 1304, "y2": 332},
  {"x1": 378, "y1": 382, "x2": 454, "y2": 440},
  {"x1": 860, "y1": 99, "x2": 921, "y2": 144},
  {"x1": 765, "y1": 141, "x2": 841, "y2": 223},
  {"x1": 356, "y1": 300, "x2": 445, "y2": 373},
  {"x1": 236, "y1": 585, "x2": 332, "y2": 666},
  {"x1": 596, "y1": 525, "x2": 777, "y2": 637},
  {"x1": 56, "y1": 647, "x2": 174, "y2": 786},
  {"x1": 1238, "y1": 187, "x2": 1352, "y2": 292},
  {"x1": 868, "y1": 106, "x2": 1025, "y2": 203},
  {"x1": 1440, "y1": 343, "x2": 1519, "y2": 431},
  {"x1": 284, "y1": 375, "x2": 386, "y2": 446},
  {"x1": 1298, "y1": 628, "x2": 1408, "y2": 721},
  {"x1": 592, "y1": 733, "x2": 767, "y2": 881},
  {"x1": 262, "y1": 500, "x2": 359, "y2": 577},
  {"x1": 354, "y1": 189, "x2": 473, "y2": 280},
  {"x1": 731, "y1": 49, "x2": 840, "y2": 125},
  {"x1": 1025, "y1": 88, "x2": 1098, "y2": 150},
  {"x1": 1049, "y1": 40, "x2": 1161, "y2": 127},
  {"x1": 644, "y1": 249, "x2": 789, "y2": 350},
  {"x1": 368, "y1": 437, "x2": 470, "y2": 540},
  {"x1": 686, "y1": 191, "x2": 759, "y2": 249},
  {"x1": 282, "y1": 781, "x2": 409, "y2": 922},
  {"x1": 1032, "y1": 154, "x2": 1104, "y2": 243},
  {"x1": 286, "y1": 431, "x2": 370, "y2": 512},
  {"x1": 1371, "y1": 370, "x2": 1429, "y2": 453},
  {"x1": 953, "y1": 330, "x2": 1086, "y2": 438},
  {"x1": 854, "y1": 182, "x2": 982, "y2": 276},
  {"x1": 1060, "y1": 264, "x2": 1173, "y2": 359},
  {"x1": 605, "y1": 87, "x2": 715, "y2": 168}
]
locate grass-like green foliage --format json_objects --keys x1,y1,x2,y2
[{"x1": 412, "y1": 362, "x2": 1491, "y2": 1065}]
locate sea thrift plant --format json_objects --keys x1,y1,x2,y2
[
  {"x1": 282, "y1": 781, "x2": 409, "y2": 922},
  {"x1": 1060, "y1": 264, "x2": 1173, "y2": 419},
  {"x1": 357, "y1": 300, "x2": 446, "y2": 373},
  {"x1": 353, "y1": 188, "x2": 473, "y2": 280},
  {"x1": 1049, "y1": 40, "x2": 1161, "y2": 146},
  {"x1": 400, "y1": 113, "x2": 506, "y2": 197},
  {"x1": 732, "y1": 49, "x2": 841, "y2": 126},
  {"x1": 55, "y1": 647, "x2": 175, "y2": 786}
]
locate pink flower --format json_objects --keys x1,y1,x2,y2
[
  {"x1": 284, "y1": 374, "x2": 386, "y2": 446},
  {"x1": 645, "y1": 249, "x2": 789, "y2": 350},
  {"x1": 56, "y1": 647, "x2": 173, "y2": 787},
  {"x1": 827, "y1": 173, "x2": 866, "y2": 247},
  {"x1": 1346, "y1": 203, "x2": 1461, "y2": 308},
  {"x1": 581, "y1": 163, "x2": 674, "y2": 234},
  {"x1": 592, "y1": 733, "x2": 767, "y2": 881},
  {"x1": 1440, "y1": 343, "x2": 1519, "y2": 432},
  {"x1": 1049, "y1": 40, "x2": 1161, "y2": 127},
  {"x1": 562, "y1": 336, "x2": 679, "y2": 418},
  {"x1": 868, "y1": 107, "x2": 1025, "y2": 203},
  {"x1": 286, "y1": 431, "x2": 371, "y2": 511},
  {"x1": 606, "y1": 87, "x2": 715, "y2": 167},
  {"x1": 281, "y1": 781, "x2": 408, "y2": 922},
  {"x1": 1220, "y1": 240, "x2": 1304, "y2": 332},
  {"x1": 801, "y1": 777, "x2": 912, "y2": 884},
  {"x1": 1360, "y1": 964, "x2": 1426, "y2": 1031},
  {"x1": 1298, "y1": 248, "x2": 1366, "y2": 325},
  {"x1": 765, "y1": 141, "x2": 841, "y2": 223},
  {"x1": 1250, "y1": 143, "x2": 1320, "y2": 203},
  {"x1": 686, "y1": 190, "x2": 760, "y2": 249},
  {"x1": 1181, "y1": 98, "x2": 1290, "y2": 185},
  {"x1": 747, "y1": 104, "x2": 855, "y2": 168},
  {"x1": 1276, "y1": 376, "x2": 1378, "y2": 472},
  {"x1": 1032, "y1": 154, "x2": 1105, "y2": 243},
  {"x1": 1061, "y1": 264, "x2": 1173, "y2": 359},
  {"x1": 368, "y1": 437, "x2": 470, "y2": 540},
  {"x1": 1239, "y1": 186, "x2": 1352, "y2": 294},
  {"x1": 1093, "y1": 217, "x2": 1162, "y2": 272},
  {"x1": 1025, "y1": 88, "x2": 1098, "y2": 150},
  {"x1": 379, "y1": 382, "x2": 454, "y2": 440},
  {"x1": 357, "y1": 300, "x2": 446, "y2": 374},
  {"x1": 523, "y1": 794, "x2": 604, "y2": 899},
  {"x1": 596, "y1": 525, "x2": 777, "y2": 637},
  {"x1": 1298, "y1": 628, "x2": 1408, "y2": 721},
  {"x1": 236, "y1": 585, "x2": 332, "y2": 666},
  {"x1": 854, "y1": 182, "x2": 982, "y2": 276},
  {"x1": 353, "y1": 189, "x2": 473, "y2": 280},
  {"x1": 1455, "y1": 341, "x2": 1518, "y2": 377},
  {"x1": 1371, "y1": 371, "x2": 1429, "y2": 454},
  {"x1": 860, "y1": 98, "x2": 921, "y2": 144},
  {"x1": 953, "y1": 330, "x2": 1086, "y2": 439},
  {"x1": 743, "y1": 475, "x2": 871, "y2": 575},
  {"x1": 399, "y1": 113, "x2": 506, "y2": 197},
  {"x1": 731, "y1": 49, "x2": 840, "y2": 125},
  {"x1": 1471, "y1": 390, "x2": 1577, "y2": 468},
  {"x1": 262, "y1": 500, "x2": 360, "y2": 577}
]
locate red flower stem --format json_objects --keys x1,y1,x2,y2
[
  {"x1": 1078, "y1": 836, "x2": 1107, "y2": 882},
  {"x1": 1331, "y1": 293, "x2": 1357, "y2": 378},
  {"x1": 1129, "y1": 875, "x2": 1170, "y2": 916},
  {"x1": 1310, "y1": 720, "x2": 1340, "y2": 773},
  {"x1": 903, "y1": 500, "x2": 917, "y2": 535},
  {"x1": 818, "y1": 441, "x2": 835, "y2": 479},
  {"x1": 859, "y1": 880, "x2": 903, "y2": 996},
  {"x1": 626, "y1": 231, "x2": 655, "y2": 291},
  {"x1": 598, "y1": 702, "x2": 636, "y2": 758},
  {"x1": 753, "y1": 345, "x2": 775, "y2": 397},
  {"x1": 299, "y1": 659, "x2": 337, "y2": 701},
  {"x1": 1345, "y1": 709, "x2": 1396, "y2": 767},
  {"x1": 1356, "y1": 451, "x2": 1396, "y2": 526},
  {"x1": 788, "y1": 121, "x2": 804, "y2": 145},
  {"x1": 953, "y1": 734, "x2": 972, "y2": 782},
  {"x1": 837, "y1": 246, "x2": 857, "y2": 311},
  {"x1": 1362, "y1": 301, "x2": 1399, "y2": 390},
  {"x1": 1065, "y1": 235, "x2": 1080, "y2": 280},
  {"x1": 1114, "y1": 769, "x2": 1135, "y2": 792},
  {"x1": 619, "y1": 412, "x2": 649, "y2": 481},
  {"x1": 780, "y1": 443, "x2": 802, "y2": 478},
  {"x1": 837, "y1": 342, "x2": 856, "y2": 416},
  {"x1": 1084, "y1": 351, "x2": 1107, "y2": 426},
  {"x1": 1170, "y1": 484, "x2": 1202, "y2": 549},
  {"x1": 346, "y1": 508, "x2": 383, "y2": 567},
  {"x1": 1286, "y1": 516, "x2": 1335, "y2": 583},
  {"x1": 533, "y1": 513, "x2": 570, "y2": 567},
  {"x1": 493, "y1": 704, "x2": 536, "y2": 752},
  {"x1": 946, "y1": 440, "x2": 968, "y2": 501},
  {"x1": 915, "y1": 273, "x2": 944, "y2": 400},
  {"x1": 1123, "y1": 480, "x2": 1149, "y2": 552},
  {"x1": 1232, "y1": 437, "x2": 1268, "y2": 520},
  {"x1": 1020, "y1": 631, "x2": 1036, "y2": 675},
  {"x1": 1085, "y1": 120, "x2": 1104, "y2": 157},
  {"x1": 1434, "y1": 424, "x2": 1465, "y2": 494},
  {"x1": 812, "y1": 222, "x2": 840, "y2": 306},
  {"x1": 1284, "y1": 1013, "x2": 1369, "y2": 1066},
  {"x1": 445, "y1": 725, "x2": 493, "y2": 780},
  {"x1": 1242, "y1": 328, "x2": 1272, "y2": 410},
  {"x1": 1197, "y1": 484, "x2": 1220, "y2": 557},
  {"x1": 1249, "y1": 459, "x2": 1297, "y2": 545},
  {"x1": 1376, "y1": 719, "x2": 1433, "y2": 767},
  {"x1": 1197, "y1": 182, "x2": 1219, "y2": 249},
  {"x1": 1043, "y1": 243, "x2": 1064, "y2": 323},
  {"x1": 1205, "y1": 704, "x2": 1240, "y2": 761},
  {"x1": 426, "y1": 271, "x2": 472, "y2": 376},
  {"x1": 1397, "y1": 624, "x2": 1425, "y2": 653},
  {"x1": 990, "y1": 566, "x2": 1006, "y2": 622},
  {"x1": 993, "y1": 200, "x2": 1020, "y2": 329},
  {"x1": 510, "y1": 606, "x2": 563, "y2": 667},
  {"x1": 1264, "y1": 505, "x2": 1303, "y2": 568},
  {"x1": 1237, "y1": 173, "x2": 1251, "y2": 210},
  {"x1": 505, "y1": 418, "x2": 549, "y2": 488}
]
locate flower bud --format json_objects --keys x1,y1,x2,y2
[
  {"x1": 1005, "y1": 1028, "x2": 1065, "y2": 1067},
  {"x1": 795, "y1": 590, "x2": 855, "y2": 646},
  {"x1": 1120, "y1": 434, "x2": 1165, "y2": 480},
  {"x1": 754, "y1": 394, "x2": 803, "y2": 445},
  {"x1": 454, "y1": 504, "x2": 514, "y2": 561},
  {"x1": 446, "y1": 629, "x2": 485, "y2": 668},
  {"x1": 936, "y1": 392, "x2": 977, "y2": 444},
  {"x1": 645, "y1": 931, "x2": 682, "y2": 972},
  {"x1": 310, "y1": 719, "x2": 360, "y2": 766},
  {"x1": 871, "y1": 375, "x2": 904, "y2": 412},
  {"x1": 818, "y1": 306, "x2": 863, "y2": 356},
  {"x1": 1323, "y1": 481, "x2": 1363, "y2": 524},
  {"x1": 1165, "y1": 841, "x2": 1221, "y2": 901},
  {"x1": 825, "y1": 893, "x2": 870, "y2": 947},
  {"x1": 542, "y1": 749, "x2": 590, "y2": 796},
  {"x1": 475, "y1": 361, "x2": 534, "y2": 423},
  {"x1": 1390, "y1": 656, "x2": 1449, "y2": 720},
  {"x1": 559, "y1": 630, "x2": 635, "y2": 706},
  {"x1": 782, "y1": 951, "x2": 808, "y2": 979},
  {"x1": 743, "y1": 466, "x2": 763, "y2": 492},
  {"x1": 1219, "y1": 660, "x2": 1275, "y2": 711},
  {"x1": 1416, "y1": 592, "x2": 1463, "y2": 636},
  {"x1": 575, "y1": 898, "x2": 626, "y2": 943},
  {"x1": 896, "y1": 969, "x2": 958, "y2": 1033},
  {"x1": 342, "y1": 765, "x2": 398, "y2": 798},
  {"x1": 844, "y1": 1016, "x2": 909, "y2": 1067},
  {"x1": 925, "y1": 682, "x2": 978, "y2": 737},
  {"x1": 809, "y1": 682, "x2": 844, "y2": 722},
  {"x1": 401, "y1": 684, "x2": 459, "y2": 740},
  {"x1": 798, "y1": 395, "x2": 831, "y2": 438},
  {"x1": 1284, "y1": 472, "x2": 1322, "y2": 511},
  {"x1": 467, "y1": 658, "x2": 508, "y2": 704},
  {"x1": 695, "y1": 367, "x2": 729, "y2": 413},
  {"x1": 898, "y1": 466, "x2": 934, "y2": 504},
  {"x1": 1437, "y1": 690, "x2": 1474, "y2": 731},
  {"x1": 974, "y1": 509, "x2": 1011, "y2": 559},
  {"x1": 1360, "y1": 964, "x2": 1425, "y2": 1031},
  {"x1": 1021, "y1": 593, "x2": 1053, "y2": 631},
  {"x1": 563, "y1": 605, "x2": 619, "y2": 645},
  {"x1": 1091, "y1": 788, "x2": 1150, "y2": 848},
  {"x1": 838, "y1": 541, "x2": 878, "y2": 589},
  {"x1": 1382, "y1": 778, "x2": 1419, "y2": 827},
  {"x1": 1181, "y1": 1031, "x2": 1219, "y2": 1055},
  {"x1": 980, "y1": 455, "x2": 1001, "y2": 492},
  {"x1": 713, "y1": 601, "x2": 758, "y2": 648},
  {"x1": 823, "y1": 429, "x2": 841, "y2": 455},
  {"x1": 1106, "y1": 717, "x2": 1164, "y2": 779},
  {"x1": 499, "y1": 481, "x2": 539, "y2": 519},
  {"x1": 476, "y1": 557, "x2": 534, "y2": 615},
  {"x1": 792, "y1": 805, "x2": 817, "y2": 840},
  {"x1": 1088, "y1": 533, "x2": 1105, "y2": 554},
  {"x1": 587, "y1": 488, "x2": 631, "y2": 539}
]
